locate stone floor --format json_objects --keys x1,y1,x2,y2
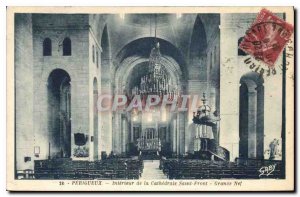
[{"x1": 140, "y1": 160, "x2": 167, "y2": 180}]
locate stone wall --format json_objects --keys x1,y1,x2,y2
[
  {"x1": 15, "y1": 14, "x2": 34, "y2": 170},
  {"x1": 88, "y1": 28, "x2": 102, "y2": 160},
  {"x1": 220, "y1": 13, "x2": 283, "y2": 161},
  {"x1": 32, "y1": 14, "x2": 91, "y2": 161}
]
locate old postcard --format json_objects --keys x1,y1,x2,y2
[{"x1": 6, "y1": 6, "x2": 295, "y2": 191}]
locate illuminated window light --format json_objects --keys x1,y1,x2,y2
[
  {"x1": 161, "y1": 109, "x2": 167, "y2": 122},
  {"x1": 120, "y1": 14, "x2": 125, "y2": 20},
  {"x1": 133, "y1": 116, "x2": 137, "y2": 122},
  {"x1": 147, "y1": 113, "x2": 153, "y2": 122}
]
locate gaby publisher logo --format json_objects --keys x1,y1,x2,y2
[{"x1": 97, "y1": 94, "x2": 203, "y2": 112}]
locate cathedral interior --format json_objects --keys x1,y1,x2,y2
[{"x1": 15, "y1": 13, "x2": 285, "y2": 179}]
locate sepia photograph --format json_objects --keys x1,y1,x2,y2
[{"x1": 6, "y1": 6, "x2": 295, "y2": 191}]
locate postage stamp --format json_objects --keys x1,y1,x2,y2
[
  {"x1": 239, "y1": 8, "x2": 294, "y2": 67},
  {"x1": 6, "y1": 7, "x2": 295, "y2": 191}
]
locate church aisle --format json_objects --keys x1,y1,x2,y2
[{"x1": 140, "y1": 160, "x2": 168, "y2": 180}]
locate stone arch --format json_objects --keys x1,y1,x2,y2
[
  {"x1": 189, "y1": 15, "x2": 208, "y2": 80},
  {"x1": 113, "y1": 47, "x2": 185, "y2": 155},
  {"x1": 101, "y1": 25, "x2": 111, "y2": 64},
  {"x1": 239, "y1": 72, "x2": 264, "y2": 159},
  {"x1": 190, "y1": 15, "x2": 207, "y2": 57},
  {"x1": 114, "y1": 37, "x2": 188, "y2": 81},
  {"x1": 101, "y1": 24, "x2": 111, "y2": 93},
  {"x1": 115, "y1": 55, "x2": 184, "y2": 95},
  {"x1": 111, "y1": 36, "x2": 192, "y2": 155},
  {"x1": 47, "y1": 68, "x2": 71, "y2": 158}
]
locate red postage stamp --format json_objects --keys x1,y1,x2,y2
[{"x1": 239, "y1": 8, "x2": 294, "y2": 67}]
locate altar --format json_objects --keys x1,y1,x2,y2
[{"x1": 137, "y1": 128, "x2": 161, "y2": 151}]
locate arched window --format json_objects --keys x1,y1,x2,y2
[
  {"x1": 63, "y1": 37, "x2": 71, "y2": 56},
  {"x1": 92, "y1": 45, "x2": 95, "y2": 63},
  {"x1": 43, "y1": 38, "x2": 52, "y2": 56}
]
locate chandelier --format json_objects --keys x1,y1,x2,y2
[{"x1": 131, "y1": 15, "x2": 177, "y2": 99}]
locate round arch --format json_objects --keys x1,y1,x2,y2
[
  {"x1": 47, "y1": 68, "x2": 71, "y2": 158},
  {"x1": 114, "y1": 55, "x2": 184, "y2": 95},
  {"x1": 239, "y1": 72, "x2": 264, "y2": 159},
  {"x1": 114, "y1": 37, "x2": 188, "y2": 81}
]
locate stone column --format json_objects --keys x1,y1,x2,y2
[
  {"x1": 219, "y1": 15, "x2": 240, "y2": 161},
  {"x1": 256, "y1": 84, "x2": 264, "y2": 159},
  {"x1": 247, "y1": 89, "x2": 257, "y2": 158},
  {"x1": 130, "y1": 119, "x2": 134, "y2": 143},
  {"x1": 215, "y1": 83, "x2": 220, "y2": 145},
  {"x1": 100, "y1": 54, "x2": 113, "y2": 155},
  {"x1": 172, "y1": 117, "x2": 177, "y2": 153},
  {"x1": 121, "y1": 114, "x2": 127, "y2": 153},
  {"x1": 112, "y1": 112, "x2": 122, "y2": 154},
  {"x1": 178, "y1": 112, "x2": 186, "y2": 155}
]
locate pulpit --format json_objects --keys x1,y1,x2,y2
[{"x1": 192, "y1": 93, "x2": 229, "y2": 161}]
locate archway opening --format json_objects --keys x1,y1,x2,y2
[
  {"x1": 239, "y1": 72, "x2": 264, "y2": 159},
  {"x1": 101, "y1": 25, "x2": 110, "y2": 66},
  {"x1": 124, "y1": 60, "x2": 178, "y2": 157},
  {"x1": 47, "y1": 69, "x2": 71, "y2": 158},
  {"x1": 190, "y1": 15, "x2": 207, "y2": 57},
  {"x1": 114, "y1": 59, "x2": 183, "y2": 157},
  {"x1": 112, "y1": 36, "x2": 186, "y2": 157}
]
